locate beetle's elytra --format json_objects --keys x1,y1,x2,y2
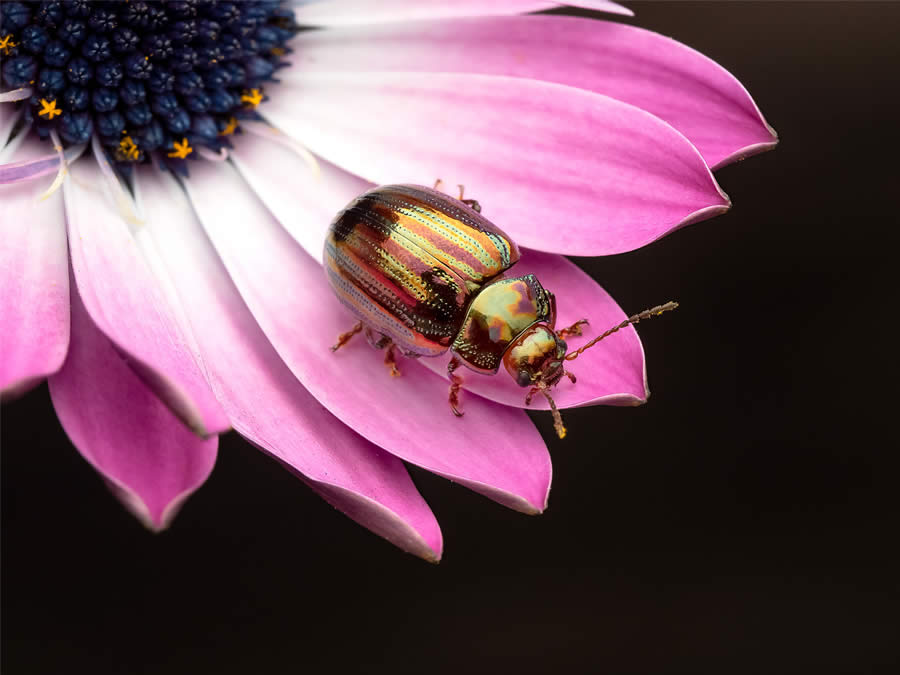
[{"x1": 324, "y1": 183, "x2": 677, "y2": 438}]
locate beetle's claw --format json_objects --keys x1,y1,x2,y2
[
  {"x1": 449, "y1": 383, "x2": 464, "y2": 417},
  {"x1": 331, "y1": 321, "x2": 364, "y2": 352},
  {"x1": 558, "y1": 318, "x2": 590, "y2": 339}
]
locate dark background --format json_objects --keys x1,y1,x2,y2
[{"x1": 3, "y1": 2, "x2": 898, "y2": 673}]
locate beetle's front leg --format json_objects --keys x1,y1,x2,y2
[
  {"x1": 331, "y1": 321, "x2": 363, "y2": 352},
  {"x1": 557, "y1": 319, "x2": 589, "y2": 339},
  {"x1": 447, "y1": 356, "x2": 464, "y2": 417}
]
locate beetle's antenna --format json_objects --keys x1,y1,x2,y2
[
  {"x1": 565, "y1": 302, "x2": 679, "y2": 361},
  {"x1": 526, "y1": 382, "x2": 567, "y2": 439}
]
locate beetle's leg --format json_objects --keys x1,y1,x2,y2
[
  {"x1": 462, "y1": 198, "x2": 481, "y2": 213},
  {"x1": 447, "y1": 356, "x2": 465, "y2": 417},
  {"x1": 331, "y1": 321, "x2": 363, "y2": 352},
  {"x1": 433, "y1": 178, "x2": 443, "y2": 190},
  {"x1": 524, "y1": 383, "x2": 567, "y2": 438},
  {"x1": 557, "y1": 319, "x2": 589, "y2": 339},
  {"x1": 384, "y1": 342, "x2": 401, "y2": 378},
  {"x1": 456, "y1": 184, "x2": 482, "y2": 213},
  {"x1": 364, "y1": 327, "x2": 392, "y2": 350}
]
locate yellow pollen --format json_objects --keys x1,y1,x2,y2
[
  {"x1": 241, "y1": 88, "x2": 264, "y2": 108},
  {"x1": 271, "y1": 47, "x2": 286, "y2": 56},
  {"x1": 38, "y1": 99, "x2": 62, "y2": 120},
  {"x1": 116, "y1": 135, "x2": 140, "y2": 162},
  {"x1": 167, "y1": 138, "x2": 193, "y2": 159},
  {"x1": 219, "y1": 117, "x2": 239, "y2": 136},
  {"x1": 0, "y1": 34, "x2": 17, "y2": 55}
]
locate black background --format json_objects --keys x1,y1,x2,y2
[{"x1": 3, "y1": 2, "x2": 898, "y2": 673}]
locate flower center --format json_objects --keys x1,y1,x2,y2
[{"x1": 0, "y1": 0, "x2": 297, "y2": 170}]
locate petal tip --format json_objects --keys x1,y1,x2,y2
[
  {"x1": 121, "y1": 355, "x2": 231, "y2": 439},
  {"x1": 467, "y1": 464, "x2": 552, "y2": 515},
  {"x1": 539, "y1": 460, "x2": 553, "y2": 514},
  {"x1": 308, "y1": 481, "x2": 444, "y2": 562},
  {"x1": 1, "y1": 376, "x2": 43, "y2": 403},
  {"x1": 415, "y1": 533, "x2": 444, "y2": 563},
  {"x1": 681, "y1": 200, "x2": 731, "y2": 231},
  {"x1": 105, "y1": 479, "x2": 194, "y2": 532},
  {"x1": 625, "y1": 393, "x2": 647, "y2": 407},
  {"x1": 104, "y1": 479, "x2": 158, "y2": 530},
  {"x1": 599, "y1": 3, "x2": 635, "y2": 18},
  {"x1": 710, "y1": 138, "x2": 779, "y2": 171}
]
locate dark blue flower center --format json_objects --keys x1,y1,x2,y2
[{"x1": 1, "y1": 0, "x2": 297, "y2": 171}]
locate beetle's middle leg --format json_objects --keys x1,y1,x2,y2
[
  {"x1": 331, "y1": 321, "x2": 363, "y2": 352},
  {"x1": 362, "y1": 327, "x2": 402, "y2": 377},
  {"x1": 557, "y1": 319, "x2": 589, "y2": 339},
  {"x1": 383, "y1": 343, "x2": 401, "y2": 378},
  {"x1": 447, "y1": 356, "x2": 464, "y2": 417},
  {"x1": 434, "y1": 179, "x2": 481, "y2": 213}
]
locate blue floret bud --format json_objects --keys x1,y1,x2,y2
[
  {"x1": 2, "y1": 55, "x2": 38, "y2": 88},
  {"x1": 2, "y1": 0, "x2": 298, "y2": 171}
]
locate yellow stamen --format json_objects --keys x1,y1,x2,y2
[
  {"x1": 116, "y1": 135, "x2": 140, "y2": 162},
  {"x1": 167, "y1": 138, "x2": 193, "y2": 159},
  {"x1": 0, "y1": 34, "x2": 16, "y2": 55},
  {"x1": 38, "y1": 98, "x2": 62, "y2": 120},
  {"x1": 271, "y1": 47, "x2": 286, "y2": 56},
  {"x1": 219, "y1": 117, "x2": 239, "y2": 136},
  {"x1": 240, "y1": 88, "x2": 263, "y2": 108}
]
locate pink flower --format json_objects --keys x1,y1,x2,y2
[{"x1": 0, "y1": 1, "x2": 775, "y2": 561}]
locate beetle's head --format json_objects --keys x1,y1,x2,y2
[
  {"x1": 503, "y1": 323, "x2": 569, "y2": 438},
  {"x1": 503, "y1": 323, "x2": 568, "y2": 388}
]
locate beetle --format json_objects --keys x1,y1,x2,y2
[{"x1": 324, "y1": 183, "x2": 676, "y2": 438}]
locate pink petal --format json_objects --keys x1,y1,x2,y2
[
  {"x1": 135, "y1": 168, "x2": 442, "y2": 560},
  {"x1": 290, "y1": 0, "x2": 632, "y2": 26},
  {"x1": 229, "y1": 131, "x2": 372, "y2": 259},
  {"x1": 62, "y1": 158, "x2": 229, "y2": 437},
  {"x1": 48, "y1": 272, "x2": 218, "y2": 531},
  {"x1": 184, "y1": 160, "x2": 552, "y2": 515},
  {"x1": 288, "y1": 15, "x2": 777, "y2": 169},
  {"x1": 0, "y1": 153, "x2": 64, "y2": 184},
  {"x1": 264, "y1": 72, "x2": 730, "y2": 256},
  {"x1": 0, "y1": 139, "x2": 69, "y2": 399},
  {"x1": 418, "y1": 248, "x2": 648, "y2": 409}
]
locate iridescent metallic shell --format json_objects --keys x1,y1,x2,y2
[
  {"x1": 451, "y1": 275, "x2": 556, "y2": 373},
  {"x1": 324, "y1": 184, "x2": 520, "y2": 356}
]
